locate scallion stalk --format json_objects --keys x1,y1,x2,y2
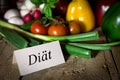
[
  {"x1": 63, "y1": 44, "x2": 92, "y2": 58},
  {"x1": 0, "y1": 28, "x2": 28, "y2": 49},
  {"x1": 68, "y1": 41, "x2": 120, "y2": 50},
  {"x1": 0, "y1": 20, "x2": 99, "y2": 42}
]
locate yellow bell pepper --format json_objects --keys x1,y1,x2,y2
[{"x1": 66, "y1": 0, "x2": 95, "y2": 32}]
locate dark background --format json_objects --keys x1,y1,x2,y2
[{"x1": 0, "y1": 0, "x2": 120, "y2": 19}]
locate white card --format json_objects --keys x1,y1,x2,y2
[{"x1": 13, "y1": 41, "x2": 65, "y2": 76}]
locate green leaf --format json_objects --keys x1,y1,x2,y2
[
  {"x1": 47, "y1": 0, "x2": 59, "y2": 3},
  {"x1": 49, "y1": 2, "x2": 56, "y2": 8},
  {"x1": 21, "y1": 20, "x2": 35, "y2": 31},
  {"x1": 43, "y1": 4, "x2": 52, "y2": 17},
  {"x1": 30, "y1": 0, "x2": 43, "y2": 6},
  {"x1": 30, "y1": 0, "x2": 59, "y2": 18},
  {"x1": 0, "y1": 28, "x2": 28, "y2": 49}
]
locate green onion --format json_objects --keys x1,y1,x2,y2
[
  {"x1": 68, "y1": 41, "x2": 120, "y2": 50},
  {"x1": 62, "y1": 44, "x2": 92, "y2": 58},
  {"x1": 68, "y1": 32, "x2": 99, "y2": 42},
  {"x1": 0, "y1": 28, "x2": 28, "y2": 49},
  {"x1": 0, "y1": 20, "x2": 99, "y2": 42}
]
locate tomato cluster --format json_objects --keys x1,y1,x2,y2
[{"x1": 30, "y1": 18, "x2": 82, "y2": 36}]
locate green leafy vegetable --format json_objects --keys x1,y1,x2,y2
[
  {"x1": 30, "y1": 0, "x2": 59, "y2": 17},
  {"x1": 30, "y1": 0, "x2": 45, "y2": 6},
  {"x1": 43, "y1": 4, "x2": 52, "y2": 17},
  {"x1": 21, "y1": 20, "x2": 35, "y2": 31}
]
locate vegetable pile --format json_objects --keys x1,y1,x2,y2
[
  {"x1": 0, "y1": 0, "x2": 120, "y2": 58},
  {"x1": 1, "y1": 20, "x2": 120, "y2": 58}
]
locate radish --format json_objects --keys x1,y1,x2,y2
[
  {"x1": 32, "y1": 9, "x2": 42, "y2": 19},
  {"x1": 24, "y1": 0, "x2": 36, "y2": 10},
  {"x1": 23, "y1": 13, "x2": 33, "y2": 23}
]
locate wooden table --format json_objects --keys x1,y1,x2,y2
[{"x1": 0, "y1": 28, "x2": 120, "y2": 80}]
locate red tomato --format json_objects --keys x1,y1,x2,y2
[
  {"x1": 48, "y1": 24, "x2": 69, "y2": 36},
  {"x1": 30, "y1": 21, "x2": 48, "y2": 35},
  {"x1": 69, "y1": 21, "x2": 81, "y2": 35}
]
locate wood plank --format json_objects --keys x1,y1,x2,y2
[
  {"x1": 0, "y1": 39, "x2": 20, "y2": 80},
  {"x1": 111, "y1": 46, "x2": 120, "y2": 74}
]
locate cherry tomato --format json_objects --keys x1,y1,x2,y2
[
  {"x1": 48, "y1": 24, "x2": 69, "y2": 36},
  {"x1": 30, "y1": 21, "x2": 48, "y2": 35},
  {"x1": 69, "y1": 21, "x2": 81, "y2": 35}
]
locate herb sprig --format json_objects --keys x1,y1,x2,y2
[{"x1": 30, "y1": 0, "x2": 59, "y2": 18}]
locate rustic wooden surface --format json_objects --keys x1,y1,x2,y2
[{"x1": 0, "y1": 28, "x2": 120, "y2": 80}]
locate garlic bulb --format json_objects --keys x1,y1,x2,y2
[
  {"x1": 20, "y1": 9, "x2": 30, "y2": 17},
  {"x1": 24, "y1": 0, "x2": 36, "y2": 10},
  {"x1": 17, "y1": 1, "x2": 27, "y2": 10},
  {"x1": 4, "y1": 9, "x2": 20, "y2": 20},
  {"x1": 8, "y1": 16, "x2": 24, "y2": 26},
  {"x1": 39, "y1": 3, "x2": 45, "y2": 12}
]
